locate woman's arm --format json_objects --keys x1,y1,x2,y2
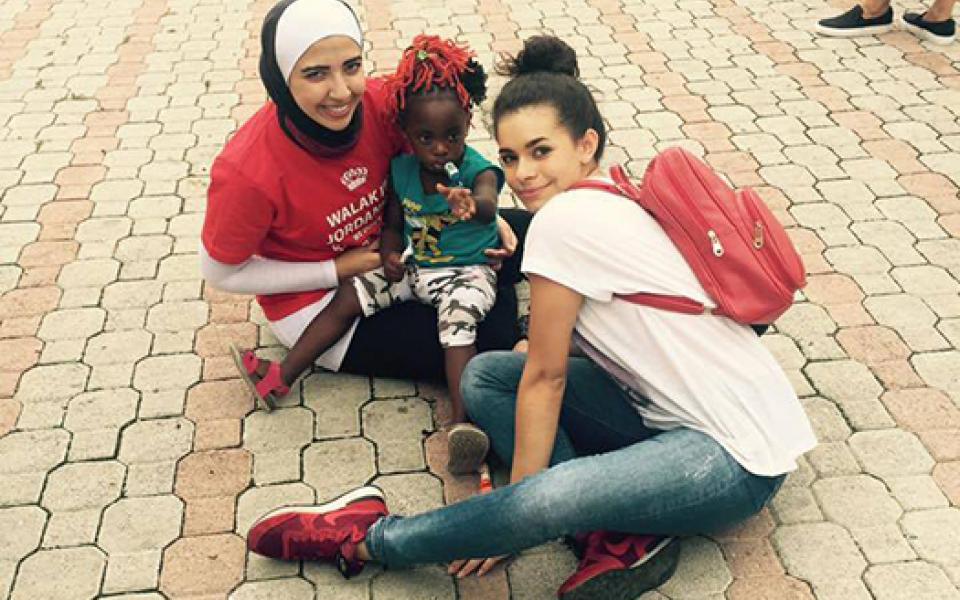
[
  {"x1": 199, "y1": 244, "x2": 380, "y2": 295},
  {"x1": 510, "y1": 274, "x2": 584, "y2": 484}
]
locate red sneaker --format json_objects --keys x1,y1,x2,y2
[
  {"x1": 247, "y1": 485, "x2": 387, "y2": 578},
  {"x1": 557, "y1": 531, "x2": 679, "y2": 600}
]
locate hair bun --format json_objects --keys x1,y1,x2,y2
[{"x1": 498, "y1": 36, "x2": 579, "y2": 78}]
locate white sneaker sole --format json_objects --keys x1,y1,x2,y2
[
  {"x1": 251, "y1": 485, "x2": 385, "y2": 526},
  {"x1": 446, "y1": 424, "x2": 490, "y2": 475},
  {"x1": 814, "y1": 22, "x2": 893, "y2": 37},
  {"x1": 900, "y1": 15, "x2": 956, "y2": 45}
]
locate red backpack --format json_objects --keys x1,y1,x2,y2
[{"x1": 570, "y1": 147, "x2": 806, "y2": 325}]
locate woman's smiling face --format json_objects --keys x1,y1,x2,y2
[
  {"x1": 496, "y1": 104, "x2": 599, "y2": 213},
  {"x1": 288, "y1": 35, "x2": 365, "y2": 131}
]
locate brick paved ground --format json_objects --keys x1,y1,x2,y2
[{"x1": 1, "y1": 0, "x2": 959, "y2": 597}]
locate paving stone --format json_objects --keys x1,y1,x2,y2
[
  {"x1": 243, "y1": 407, "x2": 314, "y2": 453},
  {"x1": 658, "y1": 536, "x2": 731, "y2": 598},
  {"x1": 99, "y1": 495, "x2": 183, "y2": 554},
  {"x1": 912, "y1": 351, "x2": 960, "y2": 401},
  {"x1": 774, "y1": 304, "x2": 844, "y2": 359},
  {"x1": 373, "y1": 473, "x2": 445, "y2": 516},
  {"x1": 302, "y1": 371, "x2": 369, "y2": 439},
  {"x1": 57, "y1": 258, "x2": 120, "y2": 288},
  {"x1": 101, "y1": 280, "x2": 164, "y2": 309},
  {"x1": 811, "y1": 577, "x2": 874, "y2": 600},
  {"x1": 251, "y1": 449, "x2": 302, "y2": 485},
  {"x1": 246, "y1": 552, "x2": 302, "y2": 582},
  {"x1": 159, "y1": 534, "x2": 245, "y2": 597},
  {"x1": 42, "y1": 508, "x2": 102, "y2": 548},
  {"x1": 0, "y1": 506, "x2": 45, "y2": 560},
  {"x1": 800, "y1": 398, "x2": 851, "y2": 442},
  {"x1": 138, "y1": 389, "x2": 186, "y2": 418},
  {"x1": 851, "y1": 524, "x2": 917, "y2": 563},
  {"x1": 15, "y1": 400, "x2": 65, "y2": 430},
  {"x1": 102, "y1": 551, "x2": 161, "y2": 595},
  {"x1": 133, "y1": 353, "x2": 201, "y2": 393},
  {"x1": 125, "y1": 461, "x2": 178, "y2": 497},
  {"x1": 38, "y1": 307, "x2": 105, "y2": 341},
  {"x1": 119, "y1": 417, "x2": 193, "y2": 463},
  {"x1": 836, "y1": 326, "x2": 911, "y2": 365},
  {"x1": 770, "y1": 486, "x2": 823, "y2": 524},
  {"x1": 849, "y1": 430, "x2": 935, "y2": 479},
  {"x1": 892, "y1": 265, "x2": 960, "y2": 297},
  {"x1": 372, "y1": 377, "x2": 416, "y2": 398},
  {"x1": 901, "y1": 508, "x2": 960, "y2": 566},
  {"x1": 42, "y1": 461, "x2": 124, "y2": 511},
  {"x1": 10, "y1": 546, "x2": 105, "y2": 600},
  {"x1": 882, "y1": 388, "x2": 960, "y2": 432},
  {"x1": 865, "y1": 562, "x2": 960, "y2": 600},
  {"x1": 840, "y1": 399, "x2": 897, "y2": 431},
  {"x1": 804, "y1": 360, "x2": 882, "y2": 405},
  {"x1": 14, "y1": 362, "x2": 89, "y2": 404},
  {"x1": 230, "y1": 578, "x2": 315, "y2": 600},
  {"x1": 80, "y1": 331, "x2": 151, "y2": 370},
  {"x1": 863, "y1": 295, "x2": 944, "y2": 351},
  {"x1": 175, "y1": 449, "x2": 251, "y2": 501},
  {"x1": 772, "y1": 522, "x2": 866, "y2": 584},
  {"x1": 371, "y1": 565, "x2": 456, "y2": 599},
  {"x1": 807, "y1": 442, "x2": 862, "y2": 477},
  {"x1": 363, "y1": 398, "x2": 431, "y2": 473},
  {"x1": 886, "y1": 475, "x2": 950, "y2": 510},
  {"x1": 146, "y1": 300, "x2": 208, "y2": 332},
  {"x1": 303, "y1": 438, "x2": 376, "y2": 500},
  {"x1": 813, "y1": 475, "x2": 901, "y2": 528},
  {"x1": 0, "y1": 429, "x2": 69, "y2": 476}
]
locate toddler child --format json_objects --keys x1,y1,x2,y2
[{"x1": 233, "y1": 35, "x2": 502, "y2": 475}]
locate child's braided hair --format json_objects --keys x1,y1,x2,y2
[{"x1": 384, "y1": 34, "x2": 487, "y2": 124}]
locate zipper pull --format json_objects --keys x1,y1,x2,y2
[
  {"x1": 753, "y1": 221, "x2": 764, "y2": 249},
  {"x1": 708, "y1": 230, "x2": 724, "y2": 257}
]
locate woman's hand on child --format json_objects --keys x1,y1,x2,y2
[
  {"x1": 484, "y1": 215, "x2": 517, "y2": 270},
  {"x1": 437, "y1": 183, "x2": 477, "y2": 220},
  {"x1": 334, "y1": 242, "x2": 381, "y2": 282},
  {"x1": 447, "y1": 555, "x2": 507, "y2": 578},
  {"x1": 383, "y1": 251, "x2": 406, "y2": 282}
]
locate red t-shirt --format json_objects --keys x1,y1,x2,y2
[{"x1": 202, "y1": 79, "x2": 405, "y2": 320}]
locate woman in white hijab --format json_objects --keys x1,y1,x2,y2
[{"x1": 201, "y1": 0, "x2": 529, "y2": 385}]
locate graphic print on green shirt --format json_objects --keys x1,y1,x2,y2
[{"x1": 390, "y1": 145, "x2": 504, "y2": 267}]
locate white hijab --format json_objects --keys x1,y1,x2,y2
[{"x1": 274, "y1": 0, "x2": 364, "y2": 82}]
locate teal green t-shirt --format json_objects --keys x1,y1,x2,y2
[{"x1": 391, "y1": 145, "x2": 504, "y2": 267}]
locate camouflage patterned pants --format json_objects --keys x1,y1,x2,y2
[{"x1": 353, "y1": 264, "x2": 497, "y2": 348}]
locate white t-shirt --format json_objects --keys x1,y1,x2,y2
[{"x1": 522, "y1": 184, "x2": 817, "y2": 476}]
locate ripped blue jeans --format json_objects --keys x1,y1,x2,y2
[{"x1": 365, "y1": 351, "x2": 785, "y2": 567}]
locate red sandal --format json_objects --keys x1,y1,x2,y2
[{"x1": 229, "y1": 343, "x2": 288, "y2": 411}]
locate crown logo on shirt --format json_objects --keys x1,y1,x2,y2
[{"x1": 341, "y1": 167, "x2": 368, "y2": 191}]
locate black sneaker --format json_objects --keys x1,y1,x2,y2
[
  {"x1": 901, "y1": 12, "x2": 956, "y2": 44},
  {"x1": 816, "y1": 5, "x2": 894, "y2": 37}
]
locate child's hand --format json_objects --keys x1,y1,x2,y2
[
  {"x1": 383, "y1": 251, "x2": 406, "y2": 282},
  {"x1": 437, "y1": 183, "x2": 477, "y2": 221}
]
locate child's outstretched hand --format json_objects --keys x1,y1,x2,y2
[
  {"x1": 437, "y1": 183, "x2": 476, "y2": 221},
  {"x1": 382, "y1": 250, "x2": 406, "y2": 282}
]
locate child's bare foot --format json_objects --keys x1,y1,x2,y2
[
  {"x1": 229, "y1": 344, "x2": 290, "y2": 411},
  {"x1": 446, "y1": 423, "x2": 490, "y2": 475}
]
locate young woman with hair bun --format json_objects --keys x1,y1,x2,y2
[{"x1": 245, "y1": 35, "x2": 815, "y2": 600}]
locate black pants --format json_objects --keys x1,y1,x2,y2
[{"x1": 339, "y1": 208, "x2": 532, "y2": 381}]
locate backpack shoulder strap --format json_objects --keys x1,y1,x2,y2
[
  {"x1": 568, "y1": 165, "x2": 643, "y2": 203},
  {"x1": 567, "y1": 164, "x2": 707, "y2": 317}
]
